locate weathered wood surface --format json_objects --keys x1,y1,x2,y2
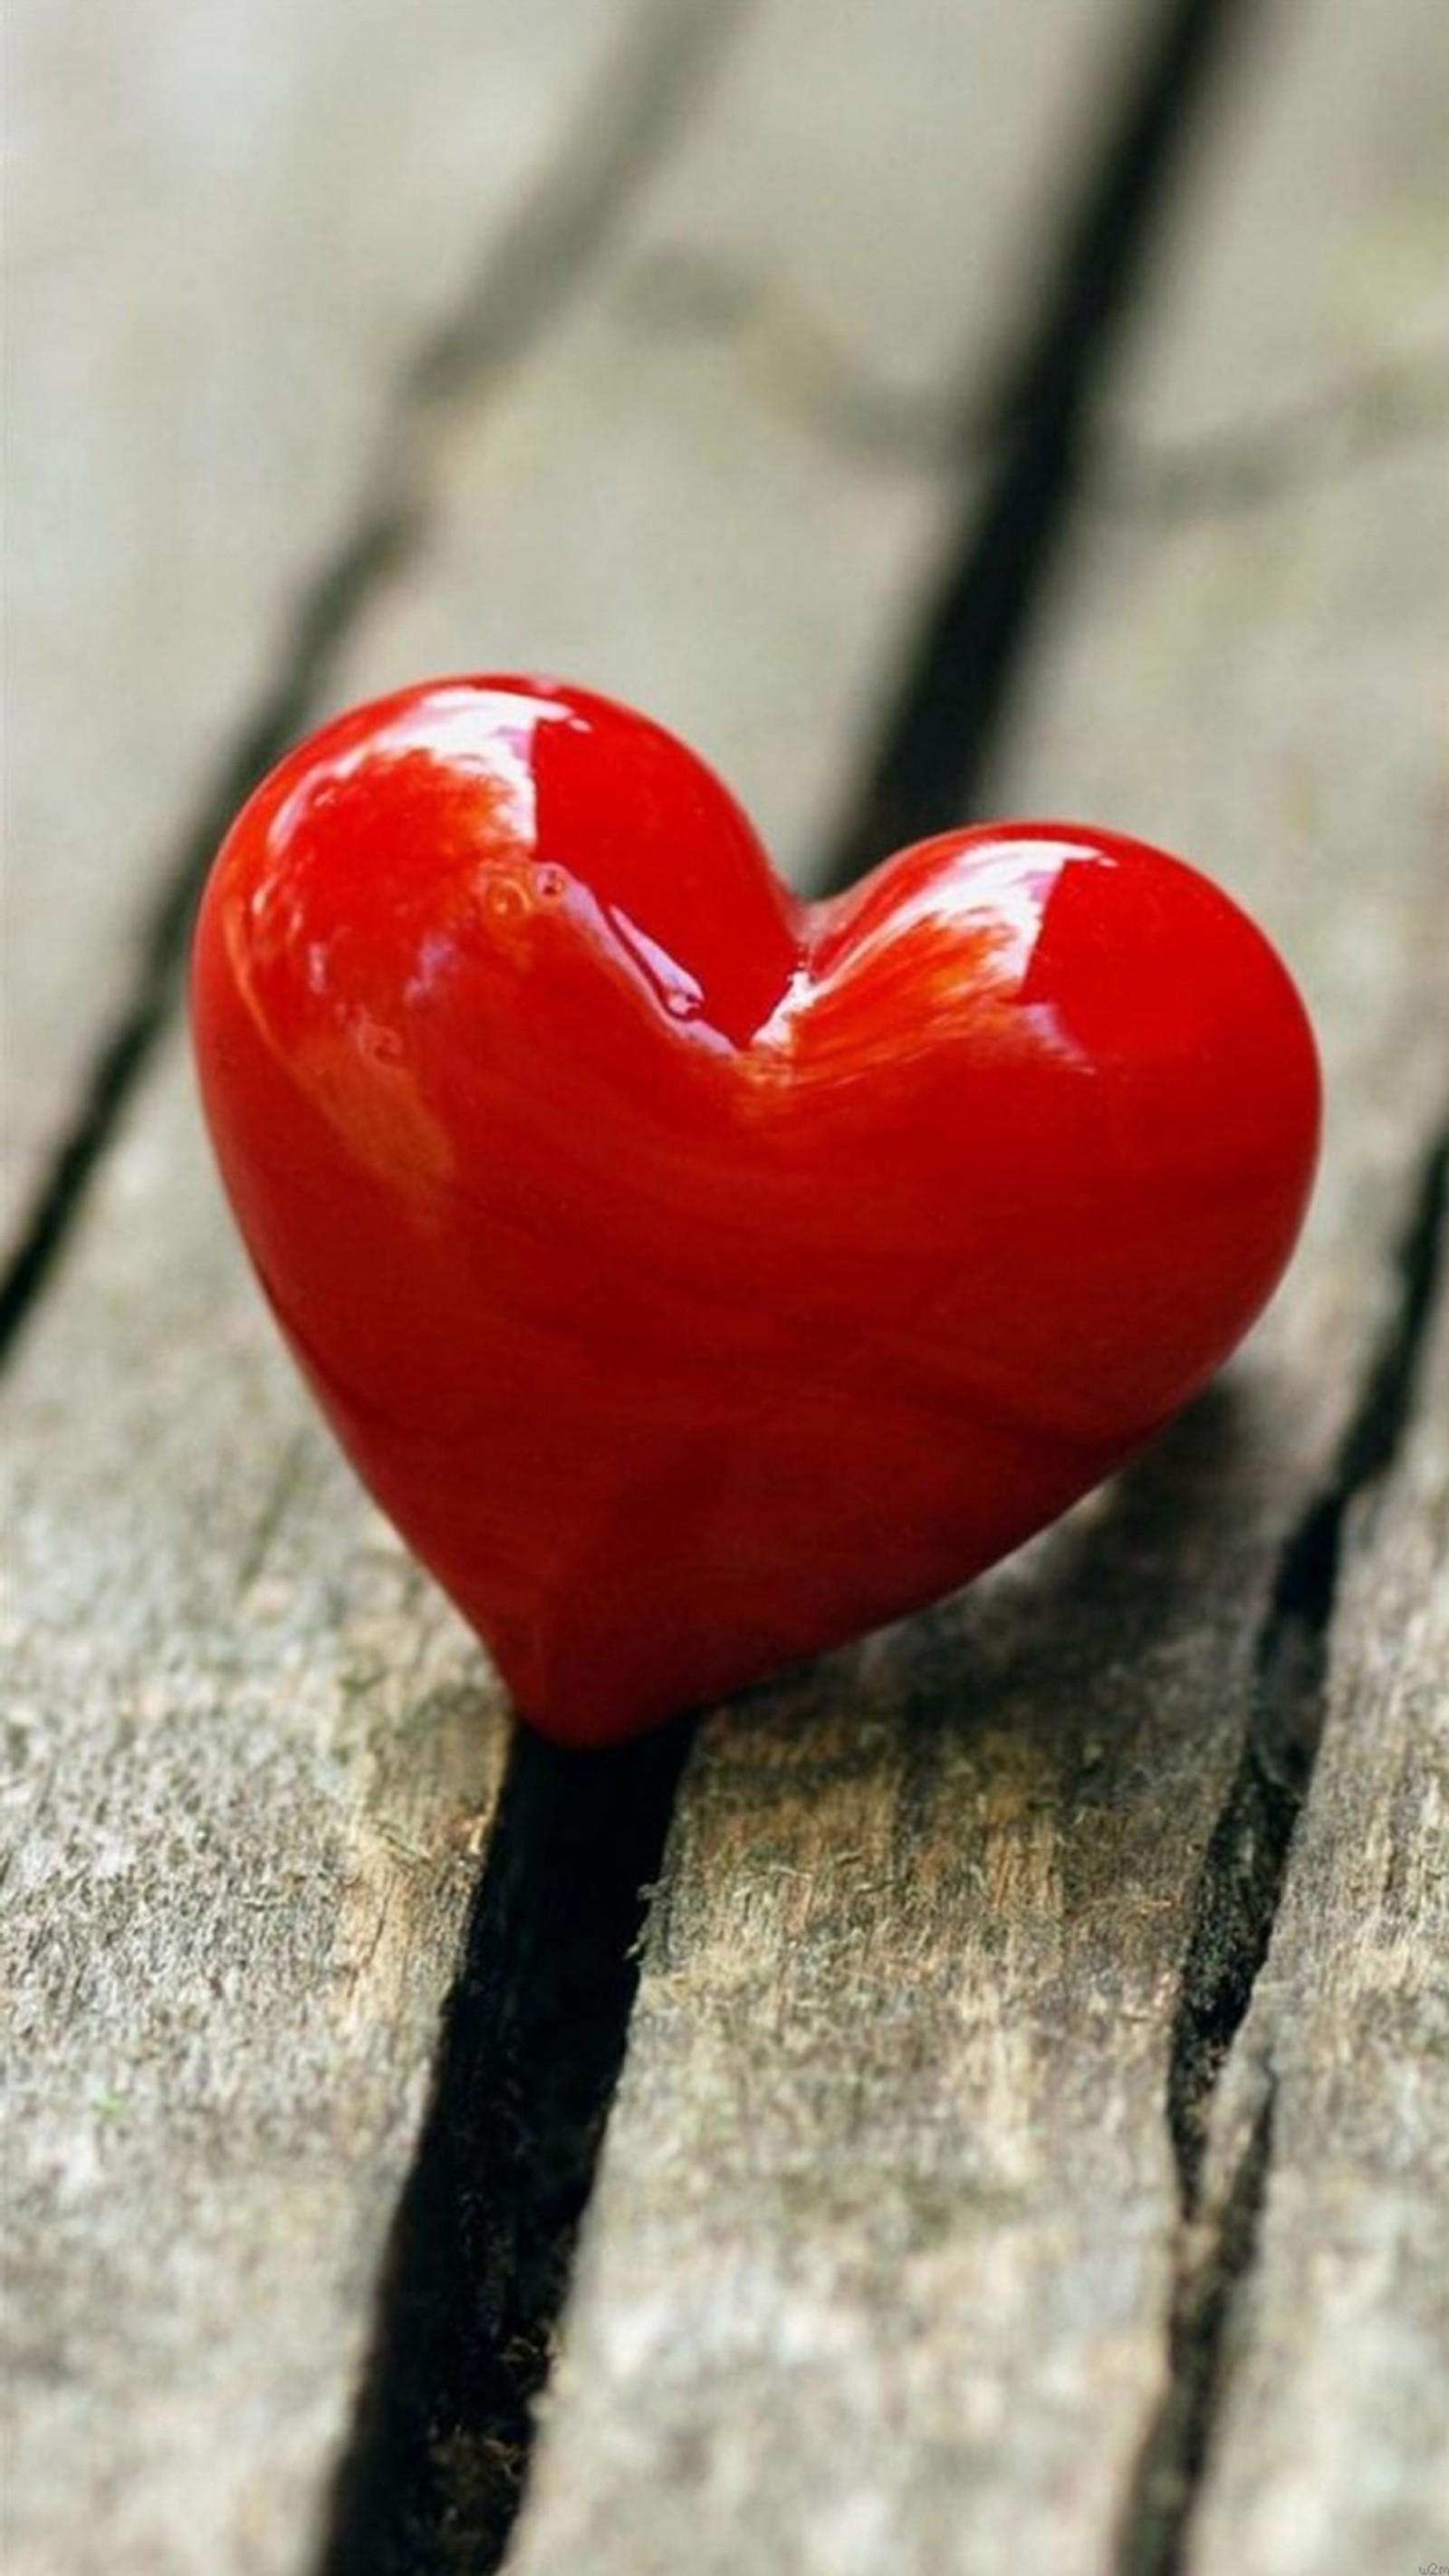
[
  {"x1": 1188, "y1": 1259, "x2": 1449, "y2": 2576},
  {"x1": 3, "y1": 4, "x2": 1159, "y2": 2571},
  {"x1": 504, "y1": 3, "x2": 1449, "y2": 2571},
  {"x1": 1, "y1": 0, "x2": 653, "y2": 1251},
  {"x1": 2, "y1": 1056, "x2": 504, "y2": 2576}
]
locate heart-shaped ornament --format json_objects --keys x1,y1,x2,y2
[{"x1": 192, "y1": 678, "x2": 1319, "y2": 1744}]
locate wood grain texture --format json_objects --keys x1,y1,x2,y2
[
  {"x1": 504, "y1": 3, "x2": 1449, "y2": 2570},
  {"x1": 1183, "y1": 1250, "x2": 1449, "y2": 2576},
  {"x1": 3, "y1": 0, "x2": 625, "y2": 1247},
  {"x1": 1, "y1": 1051, "x2": 506, "y2": 2576}
]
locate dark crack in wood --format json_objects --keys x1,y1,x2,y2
[
  {"x1": 626, "y1": 253, "x2": 1449, "y2": 512},
  {"x1": 1118, "y1": 2078, "x2": 1278, "y2": 2576},
  {"x1": 1100, "y1": 338, "x2": 1449, "y2": 517},
  {"x1": 1168, "y1": 1125, "x2": 1448, "y2": 2208},
  {"x1": 319, "y1": 1720, "x2": 693, "y2": 2576}
]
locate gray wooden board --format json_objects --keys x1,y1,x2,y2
[
  {"x1": 1, "y1": 1049, "x2": 506, "y2": 2576},
  {"x1": 2, "y1": 2, "x2": 1155, "y2": 2568},
  {"x1": 3, "y1": 0, "x2": 624, "y2": 1248},
  {"x1": 1189, "y1": 1267, "x2": 1449, "y2": 2576},
  {"x1": 503, "y1": 2, "x2": 1449, "y2": 2571}
]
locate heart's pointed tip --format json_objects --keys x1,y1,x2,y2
[
  {"x1": 512, "y1": 1704, "x2": 685, "y2": 1754},
  {"x1": 505, "y1": 1663, "x2": 704, "y2": 1754}
]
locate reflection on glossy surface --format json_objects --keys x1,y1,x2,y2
[{"x1": 192, "y1": 676, "x2": 1321, "y2": 1744}]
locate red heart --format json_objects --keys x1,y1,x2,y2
[{"x1": 192, "y1": 678, "x2": 1319, "y2": 1745}]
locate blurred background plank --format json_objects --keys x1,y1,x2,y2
[
  {"x1": 3, "y1": 3, "x2": 1168, "y2": 2570},
  {"x1": 1, "y1": 0, "x2": 686, "y2": 1256},
  {"x1": 503, "y1": 3, "x2": 1449, "y2": 2571},
  {"x1": 317, "y1": 0, "x2": 1156, "y2": 889}
]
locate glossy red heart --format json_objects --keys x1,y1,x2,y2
[{"x1": 192, "y1": 677, "x2": 1319, "y2": 1745}]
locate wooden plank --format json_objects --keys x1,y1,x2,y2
[
  {"x1": 2, "y1": 0, "x2": 625, "y2": 1250},
  {"x1": 1, "y1": 1048, "x2": 506, "y2": 2576},
  {"x1": 2, "y1": 4, "x2": 1156, "y2": 2567},
  {"x1": 503, "y1": 3, "x2": 1449, "y2": 2571},
  {"x1": 1185, "y1": 1254, "x2": 1449, "y2": 2576}
]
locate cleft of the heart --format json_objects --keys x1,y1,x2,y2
[{"x1": 191, "y1": 677, "x2": 1320, "y2": 1744}]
